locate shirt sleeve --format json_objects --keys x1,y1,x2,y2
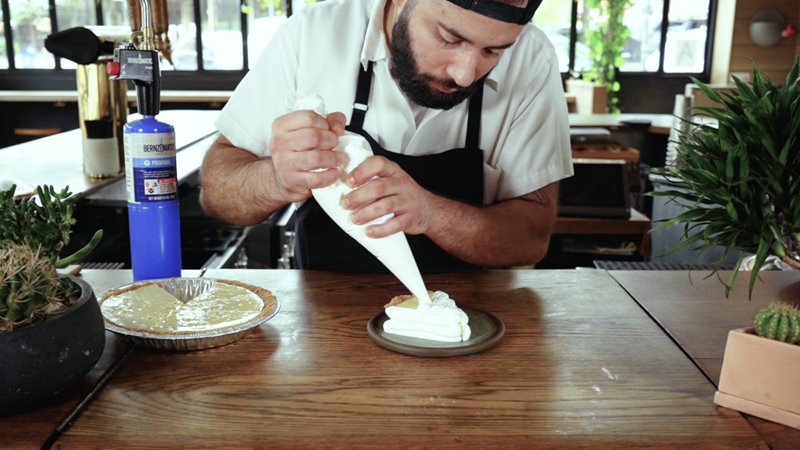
[
  {"x1": 213, "y1": 18, "x2": 300, "y2": 157},
  {"x1": 492, "y1": 39, "x2": 573, "y2": 202}
]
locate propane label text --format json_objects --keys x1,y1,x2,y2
[{"x1": 125, "y1": 132, "x2": 178, "y2": 203}]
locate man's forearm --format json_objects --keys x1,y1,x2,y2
[
  {"x1": 199, "y1": 138, "x2": 288, "y2": 226},
  {"x1": 424, "y1": 184, "x2": 558, "y2": 267}
]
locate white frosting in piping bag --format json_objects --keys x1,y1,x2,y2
[{"x1": 292, "y1": 95, "x2": 432, "y2": 305}]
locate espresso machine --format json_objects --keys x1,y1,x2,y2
[{"x1": 45, "y1": 26, "x2": 130, "y2": 179}]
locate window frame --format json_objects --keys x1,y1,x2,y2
[
  {"x1": 563, "y1": 0, "x2": 717, "y2": 79},
  {"x1": 0, "y1": 0, "x2": 716, "y2": 91}
]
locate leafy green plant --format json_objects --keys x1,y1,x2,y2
[
  {"x1": 0, "y1": 185, "x2": 102, "y2": 266},
  {"x1": 0, "y1": 185, "x2": 102, "y2": 332},
  {"x1": 580, "y1": 0, "x2": 632, "y2": 113},
  {"x1": 650, "y1": 58, "x2": 800, "y2": 298}
]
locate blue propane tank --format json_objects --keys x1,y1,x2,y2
[
  {"x1": 111, "y1": 27, "x2": 182, "y2": 281},
  {"x1": 123, "y1": 116, "x2": 181, "y2": 280}
]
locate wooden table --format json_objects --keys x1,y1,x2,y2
[
  {"x1": 0, "y1": 270, "x2": 199, "y2": 448},
  {"x1": 609, "y1": 270, "x2": 800, "y2": 450},
  {"x1": 0, "y1": 269, "x2": 766, "y2": 448}
]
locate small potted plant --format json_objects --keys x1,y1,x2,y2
[
  {"x1": 0, "y1": 184, "x2": 105, "y2": 413},
  {"x1": 650, "y1": 58, "x2": 800, "y2": 298},
  {"x1": 714, "y1": 302, "x2": 800, "y2": 429}
]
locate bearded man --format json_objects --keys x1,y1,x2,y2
[{"x1": 200, "y1": 0, "x2": 572, "y2": 272}]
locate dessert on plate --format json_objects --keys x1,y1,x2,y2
[{"x1": 383, "y1": 291, "x2": 471, "y2": 342}]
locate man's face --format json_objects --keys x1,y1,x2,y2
[
  {"x1": 388, "y1": 0, "x2": 524, "y2": 110},
  {"x1": 389, "y1": 4, "x2": 471, "y2": 110}
]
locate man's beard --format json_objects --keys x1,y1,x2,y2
[{"x1": 388, "y1": 9, "x2": 473, "y2": 110}]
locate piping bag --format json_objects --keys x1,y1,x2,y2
[{"x1": 290, "y1": 95, "x2": 432, "y2": 306}]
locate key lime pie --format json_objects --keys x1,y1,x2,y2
[{"x1": 100, "y1": 279, "x2": 275, "y2": 334}]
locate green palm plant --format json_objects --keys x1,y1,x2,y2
[{"x1": 651, "y1": 58, "x2": 800, "y2": 298}]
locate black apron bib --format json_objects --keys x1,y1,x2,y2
[{"x1": 293, "y1": 61, "x2": 485, "y2": 273}]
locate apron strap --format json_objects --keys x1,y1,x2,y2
[
  {"x1": 349, "y1": 61, "x2": 374, "y2": 132},
  {"x1": 465, "y1": 76, "x2": 486, "y2": 151},
  {"x1": 349, "y1": 61, "x2": 485, "y2": 146}
]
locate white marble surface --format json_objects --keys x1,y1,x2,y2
[{"x1": 0, "y1": 110, "x2": 219, "y2": 201}]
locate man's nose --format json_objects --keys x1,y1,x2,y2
[{"x1": 446, "y1": 50, "x2": 479, "y2": 87}]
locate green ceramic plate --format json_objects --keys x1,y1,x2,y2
[{"x1": 367, "y1": 308, "x2": 505, "y2": 357}]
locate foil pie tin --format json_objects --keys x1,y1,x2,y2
[{"x1": 99, "y1": 278, "x2": 279, "y2": 351}]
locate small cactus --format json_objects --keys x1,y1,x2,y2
[
  {"x1": 0, "y1": 184, "x2": 98, "y2": 333},
  {"x1": 0, "y1": 244, "x2": 79, "y2": 332},
  {"x1": 753, "y1": 302, "x2": 800, "y2": 344},
  {"x1": 0, "y1": 184, "x2": 102, "y2": 267}
]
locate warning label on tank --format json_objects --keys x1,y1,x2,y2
[{"x1": 125, "y1": 132, "x2": 178, "y2": 203}]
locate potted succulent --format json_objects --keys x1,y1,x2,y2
[
  {"x1": 0, "y1": 185, "x2": 105, "y2": 413},
  {"x1": 651, "y1": 58, "x2": 800, "y2": 298},
  {"x1": 714, "y1": 303, "x2": 800, "y2": 429}
]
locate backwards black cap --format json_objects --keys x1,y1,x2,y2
[{"x1": 445, "y1": 0, "x2": 542, "y2": 24}]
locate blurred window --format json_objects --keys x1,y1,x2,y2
[
  {"x1": 537, "y1": 0, "x2": 711, "y2": 75},
  {"x1": 56, "y1": 1, "x2": 95, "y2": 29},
  {"x1": 10, "y1": 0, "x2": 53, "y2": 69},
  {"x1": 0, "y1": 7, "x2": 7, "y2": 69},
  {"x1": 0, "y1": 0, "x2": 714, "y2": 81},
  {"x1": 168, "y1": 0, "x2": 198, "y2": 70},
  {"x1": 200, "y1": 0, "x2": 243, "y2": 70},
  {"x1": 102, "y1": 0, "x2": 130, "y2": 26},
  {"x1": 622, "y1": 0, "x2": 664, "y2": 72},
  {"x1": 664, "y1": 0, "x2": 710, "y2": 73}
]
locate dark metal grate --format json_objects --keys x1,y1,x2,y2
[
  {"x1": 82, "y1": 262, "x2": 125, "y2": 270},
  {"x1": 592, "y1": 260, "x2": 734, "y2": 270}
]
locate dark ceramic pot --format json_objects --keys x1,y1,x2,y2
[{"x1": 0, "y1": 275, "x2": 106, "y2": 413}]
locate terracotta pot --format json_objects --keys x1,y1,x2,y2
[
  {"x1": 0, "y1": 276, "x2": 105, "y2": 413},
  {"x1": 714, "y1": 327, "x2": 800, "y2": 429}
]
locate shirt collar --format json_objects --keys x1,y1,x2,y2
[
  {"x1": 360, "y1": 0, "x2": 389, "y2": 68},
  {"x1": 360, "y1": 0, "x2": 500, "y2": 91}
]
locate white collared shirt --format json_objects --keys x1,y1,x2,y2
[{"x1": 215, "y1": 0, "x2": 572, "y2": 204}]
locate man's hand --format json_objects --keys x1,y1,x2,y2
[
  {"x1": 268, "y1": 110, "x2": 348, "y2": 203},
  {"x1": 340, "y1": 155, "x2": 434, "y2": 238},
  {"x1": 200, "y1": 110, "x2": 347, "y2": 226},
  {"x1": 339, "y1": 163, "x2": 559, "y2": 267}
]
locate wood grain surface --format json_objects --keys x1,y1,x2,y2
[
  {"x1": 0, "y1": 270, "x2": 134, "y2": 448},
  {"x1": 0, "y1": 270, "x2": 200, "y2": 449},
  {"x1": 609, "y1": 269, "x2": 800, "y2": 450},
  {"x1": 52, "y1": 269, "x2": 764, "y2": 448}
]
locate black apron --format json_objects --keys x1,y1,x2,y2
[{"x1": 293, "y1": 61, "x2": 485, "y2": 273}]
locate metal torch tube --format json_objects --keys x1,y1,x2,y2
[{"x1": 139, "y1": 0, "x2": 154, "y2": 50}]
